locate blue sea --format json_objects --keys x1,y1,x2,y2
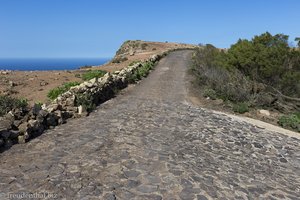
[{"x1": 0, "y1": 58, "x2": 110, "y2": 71}]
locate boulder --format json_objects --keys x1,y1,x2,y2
[
  {"x1": 78, "y1": 105, "x2": 83, "y2": 115},
  {"x1": 40, "y1": 81, "x2": 49, "y2": 86},
  {"x1": 0, "y1": 113, "x2": 14, "y2": 131},
  {"x1": 9, "y1": 80, "x2": 16, "y2": 87},
  {"x1": 46, "y1": 113, "x2": 58, "y2": 126},
  {"x1": 0, "y1": 138, "x2": 4, "y2": 146},
  {"x1": 18, "y1": 135, "x2": 26, "y2": 144},
  {"x1": 9, "y1": 130, "x2": 20, "y2": 139},
  {"x1": 32, "y1": 104, "x2": 42, "y2": 116},
  {"x1": 13, "y1": 120, "x2": 22, "y2": 127},
  {"x1": 46, "y1": 104, "x2": 60, "y2": 113},
  {"x1": 64, "y1": 95, "x2": 76, "y2": 107},
  {"x1": 259, "y1": 109, "x2": 270, "y2": 116},
  {"x1": 0, "y1": 131, "x2": 11, "y2": 139},
  {"x1": 18, "y1": 122, "x2": 28, "y2": 133}
]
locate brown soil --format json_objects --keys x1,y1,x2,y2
[{"x1": 0, "y1": 41, "x2": 195, "y2": 105}]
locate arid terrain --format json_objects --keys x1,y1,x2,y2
[{"x1": 0, "y1": 41, "x2": 195, "y2": 104}]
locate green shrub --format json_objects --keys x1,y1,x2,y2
[
  {"x1": 47, "y1": 82, "x2": 80, "y2": 100},
  {"x1": 203, "y1": 88, "x2": 217, "y2": 100},
  {"x1": 233, "y1": 102, "x2": 249, "y2": 114},
  {"x1": 278, "y1": 114, "x2": 300, "y2": 131},
  {"x1": 129, "y1": 60, "x2": 141, "y2": 66},
  {"x1": 112, "y1": 56, "x2": 128, "y2": 63},
  {"x1": 141, "y1": 43, "x2": 148, "y2": 50},
  {"x1": 81, "y1": 70, "x2": 106, "y2": 81},
  {"x1": 75, "y1": 93, "x2": 95, "y2": 112},
  {"x1": 0, "y1": 95, "x2": 28, "y2": 116},
  {"x1": 128, "y1": 61, "x2": 155, "y2": 83}
]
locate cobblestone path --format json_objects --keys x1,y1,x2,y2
[{"x1": 0, "y1": 51, "x2": 300, "y2": 200}]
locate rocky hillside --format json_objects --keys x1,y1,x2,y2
[{"x1": 97, "y1": 40, "x2": 196, "y2": 72}]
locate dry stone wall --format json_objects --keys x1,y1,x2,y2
[{"x1": 0, "y1": 53, "x2": 164, "y2": 150}]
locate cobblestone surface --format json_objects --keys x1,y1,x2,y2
[{"x1": 0, "y1": 51, "x2": 300, "y2": 199}]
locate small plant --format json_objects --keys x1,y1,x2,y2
[
  {"x1": 0, "y1": 95, "x2": 28, "y2": 116},
  {"x1": 75, "y1": 73, "x2": 81, "y2": 78},
  {"x1": 75, "y1": 93, "x2": 95, "y2": 113},
  {"x1": 127, "y1": 61, "x2": 155, "y2": 83},
  {"x1": 112, "y1": 56, "x2": 128, "y2": 63},
  {"x1": 47, "y1": 82, "x2": 80, "y2": 100},
  {"x1": 278, "y1": 114, "x2": 300, "y2": 131},
  {"x1": 129, "y1": 60, "x2": 141, "y2": 66},
  {"x1": 203, "y1": 88, "x2": 217, "y2": 100},
  {"x1": 141, "y1": 43, "x2": 148, "y2": 50},
  {"x1": 81, "y1": 70, "x2": 107, "y2": 81},
  {"x1": 233, "y1": 102, "x2": 249, "y2": 114}
]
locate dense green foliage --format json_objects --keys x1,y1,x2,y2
[
  {"x1": 0, "y1": 95, "x2": 28, "y2": 116},
  {"x1": 192, "y1": 32, "x2": 300, "y2": 130},
  {"x1": 278, "y1": 113, "x2": 300, "y2": 132},
  {"x1": 193, "y1": 32, "x2": 300, "y2": 99},
  {"x1": 75, "y1": 93, "x2": 96, "y2": 113},
  {"x1": 47, "y1": 82, "x2": 80, "y2": 100},
  {"x1": 233, "y1": 102, "x2": 250, "y2": 114},
  {"x1": 81, "y1": 70, "x2": 107, "y2": 81},
  {"x1": 128, "y1": 61, "x2": 155, "y2": 83},
  {"x1": 129, "y1": 60, "x2": 141, "y2": 66}
]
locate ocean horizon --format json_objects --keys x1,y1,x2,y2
[{"x1": 0, "y1": 58, "x2": 110, "y2": 71}]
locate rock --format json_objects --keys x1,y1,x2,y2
[
  {"x1": 46, "y1": 104, "x2": 60, "y2": 113},
  {"x1": 28, "y1": 119, "x2": 38, "y2": 129},
  {"x1": 38, "y1": 109, "x2": 48, "y2": 118},
  {"x1": 32, "y1": 104, "x2": 42, "y2": 116},
  {"x1": 9, "y1": 80, "x2": 16, "y2": 87},
  {"x1": 28, "y1": 119, "x2": 44, "y2": 134},
  {"x1": 40, "y1": 81, "x2": 49, "y2": 86},
  {"x1": 18, "y1": 122, "x2": 28, "y2": 133},
  {"x1": 66, "y1": 106, "x2": 78, "y2": 113},
  {"x1": 0, "y1": 119, "x2": 12, "y2": 131},
  {"x1": 9, "y1": 130, "x2": 20, "y2": 139},
  {"x1": 18, "y1": 135, "x2": 26, "y2": 144},
  {"x1": 12, "y1": 108, "x2": 24, "y2": 120},
  {"x1": 0, "y1": 138, "x2": 4, "y2": 146},
  {"x1": 0, "y1": 131, "x2": 11, "y2": 139},
  {"x1": 13, "y1": 120, "x2": 22, "y2": 127},
  {"x1": 259, "y1": 109, "x2": 270, "y2": 116},
  {"x1": 65, "y1": 95, "x2": 76, "y2": 106},
  {"x1": 129, "y1": 50, "x2": 135, "y2": 56},
  {"x1": 214, "y1": 99, "x2": 224, "y2": 105},
  {"x1": 78, "y1": 105, "x2": 83, "y2": 115},
  {"x1": 46, "y1": 113, "x2": 57, "y2": 126}
]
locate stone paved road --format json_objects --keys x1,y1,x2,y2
[{"x1": 1, "y1": 51, "x2": 300, "y2": 200}]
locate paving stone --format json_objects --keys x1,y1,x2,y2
[{"x1": 0, "y1": 51, "x2": 299, "y2": 199}]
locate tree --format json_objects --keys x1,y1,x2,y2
[{"x1": 295, "y1": 37, "x2": 300, "y2": 47}]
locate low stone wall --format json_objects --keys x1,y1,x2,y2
[{"x1": 0, "y1": 54, "x2": 163, "y2": 150}]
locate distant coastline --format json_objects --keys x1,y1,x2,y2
[{"x1": 0, "y1": 58, "x2": 110, "y2": 71}]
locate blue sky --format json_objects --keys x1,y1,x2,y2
[{"x1": 0, "y1": 0, "x2": 299, "y2": 58}]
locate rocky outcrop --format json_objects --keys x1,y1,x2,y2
[{"x1": 0, "y1": 53, "x2": 164, "y2": 150}]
